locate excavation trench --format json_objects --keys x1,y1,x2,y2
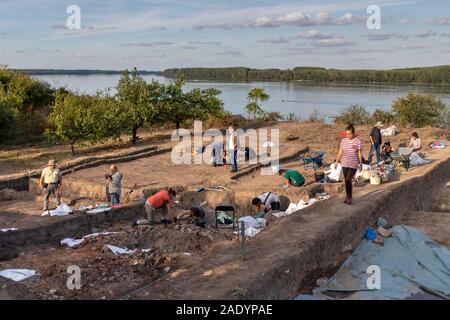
[{"x1": 0, "y1": 147, "x2": 449, "y2": 299}]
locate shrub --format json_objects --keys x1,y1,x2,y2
[
  {"x1": 392, "y1": 93, "x2": 446, "y2": 127},
  {"x1": 371, "y1": 108, "x2": 395, "y2": 126},
  {"x1": 333, "y1": 104, "x2": 370, "y2": 125}
]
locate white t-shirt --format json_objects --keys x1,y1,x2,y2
[
  {"x1": 228, "y1": 130, "x2": 239, "y2": 150},
  {"x1": 325, "y1": 163, "x2": 342, "y2": 182},
  {"x1": 258, "y1": 192, "x2": 280, "y2": 206}
]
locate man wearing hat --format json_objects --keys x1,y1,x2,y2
[
  {"x1": 368, "y1": 121, "x2": 384, "y2": 164},
  {"x1": 40, "y1": 159, "x2": 62, "y2": 213}
]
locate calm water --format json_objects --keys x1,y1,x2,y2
[{"x1": 33, "y1": 74, "x2": 450, "y2": 120}]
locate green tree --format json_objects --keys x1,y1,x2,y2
[
  {"x1": 392, "y1": 93, "x2": 446, "y2": 127},
  {"x1": 160, "y1": 78, "x2": 224, "y2": 131},
  {"x1": 115, "y1": 68, "x2": 155, "y2": 144},
  {"x1": 45, "y1": 92, "x2": 112, "y2": 155},
  {"x1": 333, "y1": 104, "x2": 370, "y2": 125},
  {"x1": 245, "y1": 88, "x2": 270, "y2": 119}
]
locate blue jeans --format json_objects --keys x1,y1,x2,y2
[
  {"x1": 368, "y1": 143, "x2": 381, "y2": 164},
  {"x1": 229, "y1": 149, "x2": 238, "y2": 171},
  {"x1": 110, "y1": 193, "x2": 120, "y2": 205}
]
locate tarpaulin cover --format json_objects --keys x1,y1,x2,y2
[{"x1": 296, "y1": 225, "x2": 450, "y2": 300}]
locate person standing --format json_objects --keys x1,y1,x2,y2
[
  {"x1": 106, "y1": 164, "x2": 122, "y2": 205},
  {"x1": 210, "y1": 140, "x2": 224, "y2": 167},
  {"x1": 228, "y1": 123, "x2": 239, "y2": 173},
  {"x1": 335, "y1": 124, "x2": 363, "y2": 205},
  {"x1": 40, "y1": 159, "x2": 62, "y2": 214},
  {"x1": 368, "y1": 121, "x2": 383, "y2": 164}
]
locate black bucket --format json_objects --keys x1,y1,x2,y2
[{"x1": 314, "y1": 172, "x2": 325, "y2": 182}]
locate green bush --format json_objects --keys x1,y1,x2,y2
[
  {"x1": 392, "y1": 93, "x2": 446, "y2": 127},
  {"x1": 371, "y1": 108, "x2": 395, "y2": 126},
  {"x1": 333, "y1": 104, "x2": 370, "y2": 125}
]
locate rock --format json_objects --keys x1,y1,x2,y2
[
  {"x1": 340, "y1": 244, "x2": 352, "y2": 253},
  {"x1": 108, "y1": 277, "x2": 115, "y2": 282},
  {"x1": 1, "y1": 285, "x2": 7, "y2": 289},
  {"x1": 316, "y1": 277, "x2": 328, "y2": 287},
  {"x1": 164, "y1": 267, "x2": 171, "y2": 272},
  {"x1": 174, "y1": 224, "x2": 181, "y2": 231},
  {"x1": 49, "y1": 289, "x2": 58, "y2": 295}
]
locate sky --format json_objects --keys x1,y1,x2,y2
[{"x1": 0, "y1": 0, "x2": 450, "y2": 70}]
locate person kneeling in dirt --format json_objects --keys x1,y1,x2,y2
[
  {"x1": 134, "y1": 188, "x2": 177, "y2": 227},
  {"x1": 278, "y1": 168, "x2": 305, "y2": 187},
  {"x1": 252, "y1": 192, "x2": 281, "y2": 221},
  {"x1": 40, "y1": 159, "x2": 62, "y2": 214},
  {"x1": 175, "y1": 206, "x2": 207, "y2": 228}
]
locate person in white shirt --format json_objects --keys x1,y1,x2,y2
[
  {"x1": 252, "y1": 192, "x2": 281, "y2": 221},
  {"x1": 408, "y1": 132, "x2": 422, "y2": 151},
  {"x1": 40, "y1": 159, "x2": 62, "y2": 213},
  {"x1": 324, "y1": 161, "x2": 342, "y2": 183},
  {"x1": 228, "y1": 123, "x2": 239, "y2": 172}
]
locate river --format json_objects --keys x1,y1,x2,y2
[{"x1": 32, "y1": 74, "x2": 450, "y2": 120}]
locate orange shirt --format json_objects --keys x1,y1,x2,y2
[{"x1": 147, "y1": 190, "x2": 171, "y2": 208}]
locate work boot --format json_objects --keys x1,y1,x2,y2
[{"x1": 347, "y1": 196, "x2": 353, "y2": 205}]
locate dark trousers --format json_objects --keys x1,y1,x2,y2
[
  {"x1": 110, "y1": 193, "x2": 120, "y2": 205},
  {"x1": 230, "y1": 149, "x2": 238, "y2": 171},
  {"x1": 368, "y1": 143, "x2": 381, "y2": 164},
  {"x1": 342, "y1": 167, "x2": 357, "y2": 198}
]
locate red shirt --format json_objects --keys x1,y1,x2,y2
[
  {"x1": 341, "y1": 137, "x2": 362, "y2": 169},
  {"x1": 147, "y1": 190, "x2": 171, "y2": 208}
]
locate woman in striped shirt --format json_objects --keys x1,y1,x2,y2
[{"x1": 335, "y1": 124, "x2": 363, "y2": 205}]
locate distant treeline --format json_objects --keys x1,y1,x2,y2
[
  {"x1": 160, "y1": 66, "x2": 450, "y2": 84},
  {"x1": 14, "y1": 69, "x2": 157, "y2": 75}
]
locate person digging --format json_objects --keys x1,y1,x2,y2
[
  {"x1": 133, "y1": 188, "x2": 177, "y2": 228},
  {"x1": 251, "y1": 192, "x2": 281, "y2": 223}
]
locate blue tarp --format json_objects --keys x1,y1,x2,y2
[{"x1": 296, "y1": 225, "x2": 450, "y2": 300}]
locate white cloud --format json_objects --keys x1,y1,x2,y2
[
  {"x1": 432, "y1": 17, "x2": 450, "y2": 25},
  {"x1": 414, "y1": 30, "x2": 436, "y2": 38},
  {"x1": 313, "y1": 38, "x2": 354, "y2": 47},
  {"x1": 366, "y1": 33, "x2": 409, "y2": 41},
  {"x1": 294, "y1": 29, "x2": 334, "y2": 40}
]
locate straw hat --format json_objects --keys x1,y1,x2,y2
[
  {"x1": 47, "y1": 159, "x2": 57, "y2": 166},
  {"x1": 375, "y1": 121, "x2": 384, "y2": 128}
]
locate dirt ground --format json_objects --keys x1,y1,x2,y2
[{"x1": 0, "y1": 122, "x2": 449, "y2": 300}]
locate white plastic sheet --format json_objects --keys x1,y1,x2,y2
[
  {"x1": 42, "y1": 203, "x2": 73, "y2": 217},
  {"x1": 60, "y1": 238, "x2": 84, "y2": 248},
  {"x1": 87, "y1": 208, "x2": 111, "y2": 214},
  {"x1": 1, "y1": 228, "x2": 18, "y2": 232},
  {"x1": 105, "y1": 245, "x2": 136, "y2": 255},
  {"x1": 0, "y1": 269, "x2": 36, "y2": 282},
  {"x1": 273, "y1": 198, "x2": 318, "y2": 218}
]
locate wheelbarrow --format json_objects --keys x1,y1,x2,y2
[
  {"x1": 390, "y1": 147, "x2": 414, "y2": 171},
  {"x1": 299, "y1": 151, "x2": 325, "y2": 170}
]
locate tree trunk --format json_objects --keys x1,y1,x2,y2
[
  {"x1": 131, "y1": 127, "x2": 138, "y2": 144},
  {"x1": 70, "y1": 139, "x2": 77, "y2": 156}
]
